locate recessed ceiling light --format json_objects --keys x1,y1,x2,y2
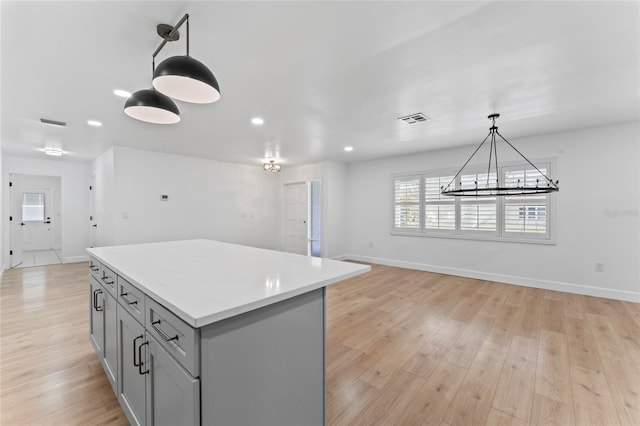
[
  {"x1": 43, "y1": 147, "x2": 63, "y2": 157},
  {"x1": 344, "y1": 146, "x2": 354, "y2": 152},
  {"x1": 87, "y1": 120, "x2": 102, "y2": 127},
  {"x1": 114, "y1": 89, "x2": 131, "y2": 98},
  {"x1": 251, "y1": 117, "x2": 264, "y2": 125}
]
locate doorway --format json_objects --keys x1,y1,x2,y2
[
  {"x1": 9, "y1": 174, "x2": 63, "y2": 268},
  {"x1": 283, "y1": 180, "x2": 322, "y2": 257}
]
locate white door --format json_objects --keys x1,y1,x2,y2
[
  {"x1": 9, "y1": 176, "x2": 24, "y2": 267},
  {"x1": 90, "y1": 176, "x2": 97, "y2": 247},
  {"x1": 22, "y1": 188, "x2": 53, "y2": 251},
  {"x1": 285, "y1": 182, "x2": 309, "y2": 255}
]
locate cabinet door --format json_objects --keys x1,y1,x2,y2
[
  {"x1": 146, "y1": 335, "x2": 200, "y2": 426},
  {"x1": 103, "y1": 291, "x2": 118, "y2": 394},
  {"x1": 117, "y1": 305, "x2": 147, "y2": 426},
  {"x1": 89, "y1": 278, "x2": 104, "y2": 356}
]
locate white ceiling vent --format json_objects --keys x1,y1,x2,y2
[{"x1": 398, "y1": 112, "x2": 430, "y2": 125}]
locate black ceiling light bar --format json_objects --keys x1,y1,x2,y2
[
  {"x1": 124, "y1": 13, "x2": 221, "y2": 124},
  {"x1": 440, "y1": 114, "x2": 559, "y2": 197}
]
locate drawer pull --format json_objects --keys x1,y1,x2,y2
[
  {"x1": 90, "y1": 265, "x2": 99, "y2": 272},
  {"x1": 152, "y1": 320, "x2": 179, "y2": 342},
  {"x1": 120, "y1": 292, "x2": 138, "y2": 305},
  {"x1": 93, "y1": 289, "x2": 104, "y2": 311},
  {"x1": 101, "y1": 276, "x2": 114, "y2": 285}
]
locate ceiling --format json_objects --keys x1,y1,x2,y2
[{"x1": 1, "y1": 1, "x2": 639, "y2": 167}]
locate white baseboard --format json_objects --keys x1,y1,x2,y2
[
  {"x1": 330, "y1": 254, "x2": 349, "y2": 261},
  {"x1": 342, "y1": 254, "x2": 640, "y2": 303},
  {"x1": 64, "y1": 255, "x2": 89, "y2": 264}
]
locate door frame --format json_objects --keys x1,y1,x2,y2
[
  {"x1": 280, "y1": 180, "x2": 323, "y2": 257},
  {"x1": 6, "y1": 172, "x2": 64, "y2": 269}
]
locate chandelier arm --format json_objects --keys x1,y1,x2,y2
[
  {"x1": 486, "y1": 132, "x2": 494, "y2": 188},
  {"x1": 493, "y1": 131, "x2": 499, "y2": 187},
  {"x1": 152, "y1": 14, "x2": 190, "y2": 60},
  {"x1": 495, "y1": 130, "x2": 558, "y2": 187},
  {"x1": 442, "y1": 131, "x2": 492, "y2": 191}
]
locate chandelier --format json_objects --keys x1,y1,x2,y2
[
  {"x1": 441, "y1": 114, "x2": 559, "y2": 196},
  {"x1": 263, "y1": 160, "x2": 281, "y2": 172}
]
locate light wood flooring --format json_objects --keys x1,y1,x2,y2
[{"x1": 1, "y1": 262, "x2": 639, "y2": 425}]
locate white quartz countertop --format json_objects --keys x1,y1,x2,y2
[{"x1": 87, "y1": 240, "x2": 370, "y2": 328}]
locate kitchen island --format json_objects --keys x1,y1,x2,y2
[{"x1": 87, "y1": 239, "x2": 370, "y2": 426}]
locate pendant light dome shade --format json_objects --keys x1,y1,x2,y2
[
  {"x1": 124, "y1": 89, "x2": 180, "y2": 124},
  {"x1": 152, "y1": 55, "x2": 220, "y2": 104}
]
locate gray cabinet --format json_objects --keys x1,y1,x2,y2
[
  {"x1": 89, "y1": 277, "x2": 104, "y2": 356},
  {"x1": 117, "y1": 304, "x2": 147, "y2": 426},
  {"x1": 146, "y1": 336, "x2": 200, "y2": 426},
  {"x1": 103, "y1": 289, "x2": 118, "y2": 393},
  {"x1": 116, "y1": 294, "x2": 199, "y2": 426},
  {"x1": 89, "y1": 275, "x2": 118, "y2": 394}
]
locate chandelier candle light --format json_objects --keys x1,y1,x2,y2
[
  {"x1": 440, "y1": 114, "x2": 559, "y2": 197},
  {"x1": 125, "y1": 13, "x2": 221, "y2": 124}
]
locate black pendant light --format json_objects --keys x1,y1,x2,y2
[
  {"x1": 152, "y1": 14, "x2": 221, "y2": 104},
  {"x1": 440, "y1": 114, "x2": 559, "y2": 197},
  {"x1": 124, "y1": 89, "x2": 180, "y2": 124},
  {"x1": 124, "y1": 13, "x2": 220, "y2": 124}
]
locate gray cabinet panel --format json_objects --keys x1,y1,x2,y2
[
  {"x1": 89, "y1": 277, "x2": 104, "y2": 356},
  {"x1": 103, "y1": 291, "x2": 118, "y2": 393},
  {"x1": 146, "y1": 336, "x2": 200, "y2": 426},
  {"x1": 117, "y1": 305, "x2": 146, "y2": 426},
  {"x1": 201, "y1": 288, "x2": 325, "y2": 426}
]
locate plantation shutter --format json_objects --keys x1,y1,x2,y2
[{"x1": 393, "y1": 176, "x2": 421, "y2": 231}]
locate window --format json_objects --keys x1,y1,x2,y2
[
  {"x1": 22, "y1": 193, "x2": 45, "y2": 221},
  {"x1": 393, "y1": 177, "x2": 421, "y2": 231},
  {"x1": 392, "y1": 162, "x2": 555, "y2": 243}
]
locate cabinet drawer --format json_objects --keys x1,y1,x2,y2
[
  {"x1": 89, "y1": 257, "x2": 101, "y2": 280},
  {"x1": 118, "y1": 277, "x2": 146, "y2": 326},
  {"x1": 100, "y1": 265, "x2": 117, "y2": 298},
  {"x1": 146, "y1": 298, "x2": 199, "y2": 377}
]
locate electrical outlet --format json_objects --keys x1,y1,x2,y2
[
  {"x1": 595, "y1": 262, "x2": 605, "y2": 272},
  {"x1": 369, "y1": 242, "x2": 374, "y2": 248}
]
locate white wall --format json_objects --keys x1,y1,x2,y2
[
  {"x1": 3, "y1": 155, "x2": 91, "y2": 265},
  {"x1": 346, "y1": 121, "x2": 640, "y2": 302},
  {"x1": 92, "y1": 146, "x2": 279, "y2": 249}
]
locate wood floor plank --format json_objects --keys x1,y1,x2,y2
[
  {"x1": 570, "y1": 365, "x2": 621, "y2": 426},
  {"x1": 485, "y1": 407, "x2": 529, "y2": 426},
  {"x1": 600, "y1": 354, "x2": 640, "y2": 426},
  {"x1": 492, "y1": 336, "x2": 538, "y2": 422},
  {"x1": 564, "y1": 317, "x2": 602, "y2": 371},
  {"x1": 534, "y1": 330, "x2": 573, "y2": 405},
  {"x1": 397, "y1": 361, "x2": 468, "y2": 425},
  {"x1": 349, "y1": 370, "x2": 425, "y2": 426},
  {"x1": 531, "y1": 394, "x2": 575, "y2": 426},
  {"x1": 443, "y1": 340, "x2": 509, "y2": 426}
]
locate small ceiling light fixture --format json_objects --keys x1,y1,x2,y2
[
  {"x1": 263, "y1": 160, "x2": 281, "y2": 172},
  {"x1": 441, "y1": 114, "x2": 559, "y2": 197},
  {"x1": 125, "y1": 13, "x2": 220, "y2": 124},
  {"x1": 113, "y1": 89, "x2": 131, "y2": 98},
  {"x1": 251, "y1": 117, "x2": 264, "y2": 125},
  {"x1": 344, "y1": 146, "x2": 354, "y2": 152},
  {"x1": 87, "y1": 120, "x2": 102, "y2": 127},
  {"x1": 44, "y1": 147, "x2": 63, "y2": 157}
]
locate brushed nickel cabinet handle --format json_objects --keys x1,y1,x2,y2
[{"x1": 93, "y1": 289, "x2": 104, "y2": 311}]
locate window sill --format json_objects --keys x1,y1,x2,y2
[{"x1": 390, "y1": 230, "x2": 556, "y2": 245}]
